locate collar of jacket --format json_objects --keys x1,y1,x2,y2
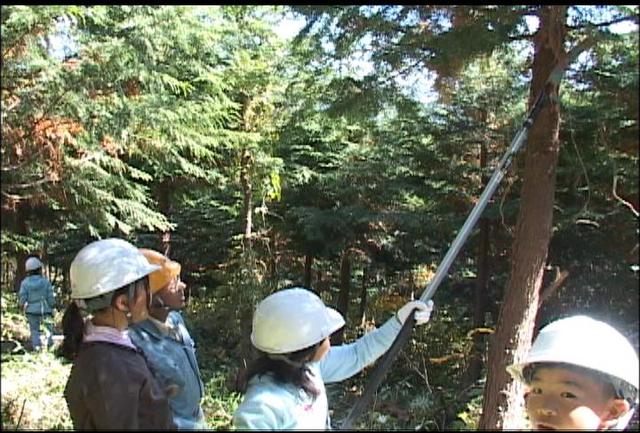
[
  {"x1": 137, "y1": 314, "x2": 182, "y2": 340},
  {"x1": 135, "y1": 318, "x2": 168, "y2": 340}
]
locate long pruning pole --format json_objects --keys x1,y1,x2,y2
[{"x1": 339, "y1": 39, "x2": 594, "y2": 430}]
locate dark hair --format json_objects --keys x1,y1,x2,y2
[
  {"x1": 57, "y1": 277, "x2": 148, "y2": 361},
  {"x1": 236, "y1": 341, "x2": 324, "y2": 399}
]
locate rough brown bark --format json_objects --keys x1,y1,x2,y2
[{"x1": 479, "y1": 6, "x2": 567, "y2": 430}]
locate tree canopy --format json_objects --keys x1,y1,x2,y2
[{"x1": 1, "y1": 5, "x2": 637, "y2": 430}]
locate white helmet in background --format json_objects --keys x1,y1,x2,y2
[
  {"x1": 70, "y1": 238, "x2": 160, "y2": 300},
  {"x1": 251, "y1": 287, "x2": 345, "y2": 354},
  {"x1": 507, "y1": 315, "x2": 639, "y2": 430},
  {"x1": 25, "y1": 257, "x2": 43, "y2": 271}
]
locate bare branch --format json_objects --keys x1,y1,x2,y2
[
  {"x1": 539, "y1": 266, "x2": 569, "y2": 307},
  {"x1": 566, "y1": 15, "x2": 639, "y2": 31},
  {"x1": 508, "y1": 33, "x2": 535, "y2": 42},
  {"x1": 612, "y1": 175, "x2": 639, "y2": 218},
  {"x1": 8, "y1": 178, "x2": 52, "y2": 190},
  {"x1": 1, "y1": 190, "x2": 36, "y2": 202},
  {"x1": 575, "y1": 219, "x2": 600, "y2": 228}
]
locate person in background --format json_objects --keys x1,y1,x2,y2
[
  {"x1": 507, "y1": 315, "x2": 639, "y2": 430},
  {"x1": 129, "y1": 248, "x2": 206, "y2": 430},
  {"x1": 233, "y1": 286, "x2": 435, "y2": 430},
  {"x1": 59, "y1": 238, "x2": 176, "y2": 430},
  {"x1": 18, "y1": 256, "x2": 55, "y2": 351}
]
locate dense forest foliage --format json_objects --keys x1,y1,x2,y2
[{"x1": 1, "y1": 5, "x2": 637, "y2": 430}]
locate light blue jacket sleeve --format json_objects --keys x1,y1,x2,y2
[
  {"x1": 18, "y1": 280, "x2": 27, "y2": 307},
  {"x1": 318, "y1": 315, "x2": 403, "y2": 383}
]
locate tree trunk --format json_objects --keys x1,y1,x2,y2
[
  {"x1": 359, "y1": 266, "x2": 368, "y2": 326},
  {"x1": 466, "y1": 141, "x2": 491, "y2": 386},
  {"x1": 241, "y1": 147, "x2": 253, "y2": 253},
  {"x1": 332, "y1": 249, "x2": 352, "y2": 345},
  {"x1": 158, "y1": 180, "x2": 172, "y2": 255},
  {"x1": 316, "y1": 270, "x2": 329, "y2": 295},
  {"x1": 479, "y1": 6, "x2": 566, "y2": 430},
  {"x1": 2, "y1": 259, "x2": 9, "y2": 290},
  {"x1": 240, "y1": 91, "x2": 254, "y2": 255},
  {"x1": 303, "y1": 254, "x2": 313, "y2": 288},
  {"x1": 268, "y1": 233, "x2": 278, "y2": 282},
  {"x1": 13, "y1": 204, "x2": 30, "y2": 292}
]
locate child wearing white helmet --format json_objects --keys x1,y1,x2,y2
[
  {"x1": 59, "y1": 238, "x2": 176, "y2": 430},
  {"x1": 129, "y1": 248, "x2": 207, "y2": 430},
  {"x1": 507, "y1": 315, "x2": 639, "y2": 430},
  {"x1": 18, "y1": 256, "x2": 55, "y2": 351},
  {"x1": 233, "y1": 286, "x2": 434, "y2": 429}
]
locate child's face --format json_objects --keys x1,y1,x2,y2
[
  {"x1": 310, "y1": 337, "x2": 330, "y2": 362},
  {"x1": 524, "y1": 366, "x2": 625, "y2": 430},
  {"x1": 157, "y1": 277, "x2": 186, "y2": 310}
]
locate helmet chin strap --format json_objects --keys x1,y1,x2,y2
[
  {"x1": 125, "y1": 282, "x2": 138, "y2": 320},
  {"x1": 151, "y1": 294, "x2": 166, "y2": 308},
  {"x1": 124, "y1": 280, "x2": 151, "y2": 322}
]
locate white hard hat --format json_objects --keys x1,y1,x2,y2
[
  {"x1": 507, "y1": 315, "x2": 639, "y2": 428},
  {"x1": 70, "y1": 238, "x2": 160, "y2": 300},
  {"x1": 251, "y1": 287, "x2": 345, "y2": 354},
  {"x1": 25, "y1": 257, "x2": 43, "y2": 271}
]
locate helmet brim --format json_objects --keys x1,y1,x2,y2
[{"x1": 326, "y1": 307, "x2": 346, "y2": 334}]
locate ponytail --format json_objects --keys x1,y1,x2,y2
[
  {"x1": 237, "y1": 342, "x2": 322, "y2": 399},
  {"x1": 58, "y1": 302, "x2": 84, "y2": 361},
  {"x1": 57, "y1": 276, "x2": 149, "y2": 361}
]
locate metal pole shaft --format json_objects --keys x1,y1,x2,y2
[
  {"x1": 417, "y1": 38, "x2": 592, "y2": 304},
  {"x1": 339, "y1": 37, "x2": 593, "y2": 428},
  {"x1": 420, "y1": 119, "x2": 531, "y2": 302}
]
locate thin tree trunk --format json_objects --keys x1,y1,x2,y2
[
  {"x1": 13, "y1": 204, "x2": 30, "y2": 292},
  {"x1": 332, "y1": 249, "x2": 352, "y2": 345},
  {"x1": 316, "y1": 270, "x2": 328, "y2": 295},
  {"x1": 359, "y1": 266, "x2": 368, "y2": 327},
  {"x1": 158, "y1": 180, "x2": 172, "y2": 255},
  {"x1": 51, "y1": 265, "x2": 59, "y2": 289},
  {"x1": 303, "y1": 254, "x2": 313, "y2": 288},
  {"x1": 240, "y1": 91, "x2": 254, "y2": 255},
  {"x1": 479, "y1": 6, "x2": 567, "y2": 430},
  {"x1": 268, "y1": 234, "x2": 278, "y2": 282},
  {"x1": 241, "y1": 147, "x2": 253, "y2": 253},
  {"x1": 2, "y1": 259, "x2": 7, "y2": 289},
  {"x1": 466, "y1": 141, "x2": 491, "y2": 386}
]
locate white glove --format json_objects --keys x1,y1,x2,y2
[{"x1": 396, "y1": 300, "x2": 434, "y2": 326}]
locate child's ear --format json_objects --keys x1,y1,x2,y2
[
  {"x1": 113, "y1": 293, "x2": 129, "y2": 313},
  {"x1": 601, "y1": 398, "x2": 630, "y2": 428}
]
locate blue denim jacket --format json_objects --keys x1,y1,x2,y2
[
  {"x1": 18, "y1": 275, "x2": 55, "y2": 315},
  {"x1": 129, "y1": 311, "x2": 206, "y2": 430},
  {"x1": 233, "y1": 316, "x2": 403, "y2": 429}
]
